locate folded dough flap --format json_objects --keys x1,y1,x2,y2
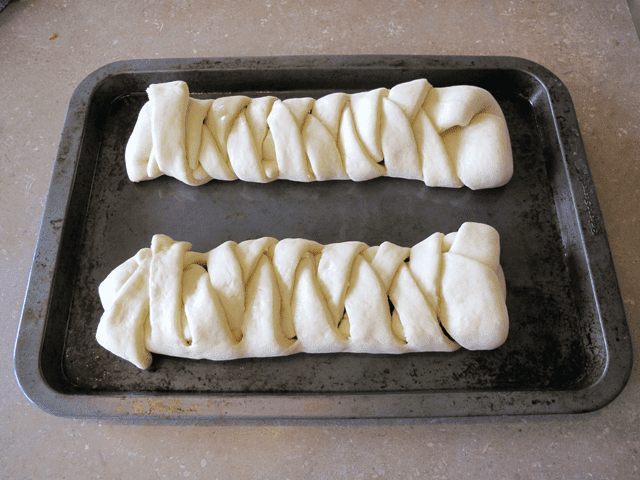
[
  {"x1": 291, "y1": 254, "x2": 347, "y2": 353},
  {"x1": 267, "y1": 100, "x2": 314, "y2": 182},
  {"x1": 302, "y1": 114, "x2": 347, "y2": 181},
  {"x1": 315, "y1": 241, "x2": 369, "y2": 327},
  {"x1": 426, "y1": 85, "x2": 513, "y2": 190},
  {"x1": 185, "y1": 98, "x2": 215, "y2": 182},
  {"x1": 438, "y1": 222, "x2": 509, "y2": 350},
  {"x1": 423, "y1": 85, "x2": 503, "y2": 132},
  {"x1": 124, "y1": 101, "x2": 155, "y2": 182},
  {"x1": 339, "y1": 104, "x2": 387, "y2": 181},
  {"x1": 238, "y1": 253, "x2": 295, "y2": 356},
  {"x1": 342, "y1": 254, "x2": 406, "y2": 354},
  {"x1": 387, "y1": 78, "x2": 431, "y2": 123},
  {"x1": 180, "y1": 263, "x2": 239, "y2": 360},
  {"x1": 146, "y1": 234, "x2": 195, "y2": 358},
  {"x1": 147, "y1": 81, "x2": 194, "y2": 185},
  {"x1": 272, "y1": 239, "x2": 324, "y2": 339},
  {"x1": 227, "y1": 109, "x2": 268, "y2": 183},
  {"x1": 206, "y1": 241, "x2": 246, "y2": 342},
  {"x1": 96, "y1": 248, "x2": 153, "y2": 369},
  {"x1": 380, "y1": 97, "x2": 422, "y2": 180},
  {"x1": 349, "y1": 87, "x2": 387, "y2": 163},
  {"x1": 389, "y1": 263, "x2": 459, "y2": 352},
  {"x1": 442, "y1": 112, "x2": 513, "y2": 190}
]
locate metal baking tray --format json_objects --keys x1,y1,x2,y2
[{"x1": 14, "y1": 55, "x2": 632, "y2": 421}]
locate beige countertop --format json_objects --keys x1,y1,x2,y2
[{"x1": 2, "y1": 0, "x2": 639, "y2": 478}]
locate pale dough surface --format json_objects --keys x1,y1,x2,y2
[
  {"x1": 96, "y1": 222, "x2": 509, "y2": 369},
  {"x1": 125, "y1": 79, "x2": 514, "y2": 190}
]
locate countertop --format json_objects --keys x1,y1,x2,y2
[{"x1": 1, "y1": 0, "x2": 639, "y2": 478}]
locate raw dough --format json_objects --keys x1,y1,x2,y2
[
  {"x1": 96, "y1": 222, "x2": 509, "y2": 369},
  {"x1": 125, "y1": 79, "x2": 513, "y2": 190}
]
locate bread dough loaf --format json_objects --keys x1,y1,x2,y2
[
  {"x1": 125, "y1": 80, "x2": 513, "y2": 190},
  {"x1": 96, "y1": 222, "x2": 508, "y2": 369}
]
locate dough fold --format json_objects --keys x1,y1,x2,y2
[
  {"x1": 125, "y1": 80, "x2": 513, "y2": 190},
  {"x1": 96, "y1": 222, "x2": 509, "y2": 369}
]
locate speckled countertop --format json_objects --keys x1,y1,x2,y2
[{"x1": 2, "y1": 1, "x2": 639, "y2": 478}]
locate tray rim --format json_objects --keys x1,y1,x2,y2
[{"x1": 13, "y1": 54, "x2": 633, "y2": 421}]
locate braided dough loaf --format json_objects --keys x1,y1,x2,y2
[
  {"x1": 125, "y1": 79, "x2": 513, "y2": 190},
  {"x1": 96, "y1": 222, "x2": 508, "y2": 369}
]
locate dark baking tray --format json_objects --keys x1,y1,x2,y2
[{"x1": 14, "y1": 55, "x2": 632, "y2": 421}]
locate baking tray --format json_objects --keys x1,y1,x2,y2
[{"x1": 14, "y1": 55, "x2": 633, "y2": 421}]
